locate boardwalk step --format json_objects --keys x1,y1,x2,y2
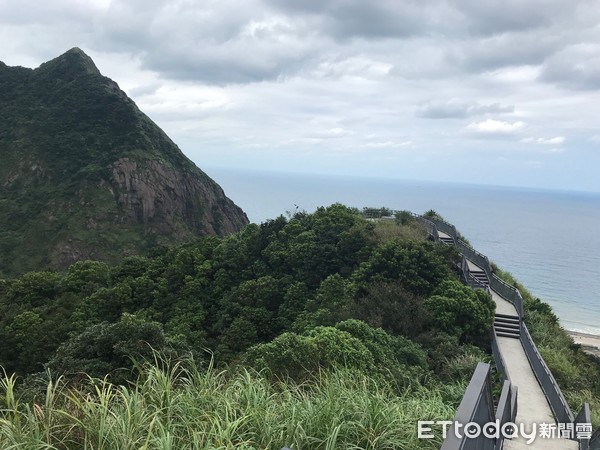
[
  {"x1": 467, "y1": 280, "x2": 487, "y2": 289},
  {"x1": 469, "y1": 271, "x2": 489, "y2": 284},
  {"x1": 494, "y1": 325, "x2": 519, "y2": 334},
  {"x1": 494, "y1": 323, "x2": 520, "y2": 337},
  {"x1": 494, "y1": 312, "x2": 520, "y2": 338},
  {"x1": 494, "y1": 316, "x2": 520, "y2": 326},
  {"x1": 495, "y1": 313, "x2": 520, "y2": 321},
  {"x1": 494, "y1": 320, "x2": 519, "y2": 328},
  {"x1": 494, "y1": 325, "x2": 520, "y2": 335},
  {"x1": 494, "y1": 326, "x2": 519, "y2": 334},
  {"x1": 495, "y1": 330, "x2": 520, "y2": 339}
]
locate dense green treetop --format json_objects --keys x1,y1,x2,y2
[
  {"x1": 1, "y1": 204, "x2": 598, "y2": 439},
  {"x1": 0, "y1": 204, "x2": 493, "y2": 390}
]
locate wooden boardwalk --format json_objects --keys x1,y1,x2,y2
[
  {"x1": 489, "y1": 284, "x2": 577, "y2": 448},
  {"x1": 434, "y1": 228, "x2": 582, "y2": 448}
]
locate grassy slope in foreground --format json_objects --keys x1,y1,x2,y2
[{"x1": 0, "y1": 358, "x2": 462, "y2": 450}]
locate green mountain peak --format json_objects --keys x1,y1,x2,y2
[
  {"x1": 0, "y1": 49, "x2": 248, "y2": 277},
  {"x1": 38, "y1": 47, "x2": 101, "y2": 77}
]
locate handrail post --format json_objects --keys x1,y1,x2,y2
[
  {"x1": 574, "y1": 403, "x2": 592, "y2": 450},
  {"x1": 441, "y1": 363, "x2": 496, "y2": 450}
]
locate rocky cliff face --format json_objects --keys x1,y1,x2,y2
[
  {"x1": 109, "y1": 157, "x2": 243, "y2": 236},
  {"x1": 0, "y1": 48, "x2": 248, "y2": 277}
]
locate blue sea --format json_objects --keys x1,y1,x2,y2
[{"x1": 208, "y1": 168, "x2": 600, "y2": 335}]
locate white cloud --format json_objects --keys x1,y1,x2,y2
[
  {"x1": 364, "y1": 140, "x2": 411, "y2": 149},
  {"x1": 464, "y1": 119, "x2": 526, "y2": 135},
  {"x1": 416, "y1": 98, "x2": 514, "y2": 119},
  {"x1": 521, "y1": 136, "x2": 565, "y2": 145},
  {"x1": 307, "y1": 127, "x2": 355, "y2": 139},
  {"x1": 486, "y1": 65, "x2": 542, "y2": 83},
  {"x1": 311, "y1": 56, "x2": 393, "y2": 79}
]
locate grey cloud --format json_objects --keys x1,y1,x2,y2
[
  {"x1": 79, "y1": 0, "x2": 600, "y2": 86},
  {"x1": 91, "y1": 0, "x2": 318, "y2": 84},
  {"x1": 540, "y1": 44, "x2": 600, "y2": 90},
  {"x1": 450, "y1": 31, "x2": 561, "y2": 72},
  {"x1": 0, "y1": 0, "x2": 98, "y2": 64},
  {"x1": 416, "y1": 99, "x2": 514, "y2": 119},
  {"x1": 265, "y1": 0, "x2": 574, "y2": 41},
  {"x1": 0, "y1": 0, "x2": 95, "y2": 25},
  {"x1": 96, "y1": 1, "x2": 236, "y2": 53},
  {"x1": 454, "y1": 0, "x2": 574, "y2": 35},
  {"x1": 140, "y1": 44, "x2": 310, "y2": 85},
  {"x1": 263, "y1": 0, "x2": 442, "y2": 40},
  {"x1": 126, "y1": 83, "x2": 162, "y2": 98}
]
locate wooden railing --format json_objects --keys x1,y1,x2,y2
[
  {"x1": 440, "y1": 362, "x2": 517, "y2": 450},
  {"x1": 417, "y1": 214, "x2": 592, "y2": 448}
]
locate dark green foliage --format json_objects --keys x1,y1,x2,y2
[
  {"x1": 63, "y1": 260, "x2": 111, "y2": 294},
  {"x1": 245, "y1": 327, "x2": 374, "y2": 381},
  {"x1": 526, "y1": 296, "x2": 559, "y2": 322},
  {"x1": 0, "y1": 271, "x2": 74, "y2": 374},
  {"x1": 293, "y1": 274, "x2": 356, "y2": 331},
  {"x1": 362, "y1": 206, "x2": 393, "y2": 218},
  {"x1": 47, "y1": 314, "x2": 169, "y2": 383},
  {"x1": 353, "y1": 240, "x2": 457, "y2": 296},
  {"x1": 423, "y1": 209, "x2": 439, "y2": 219},
  {"x1": 416, "y1": 331, "x2": 462, "y2": 372},
  {"x1": 394, "y1": 210, "x2": 415, "y2": 225},
  {"x1": 0, "y1": 204, "x2": 487, "y2": 392},
  {"x1": 245, "y1": 319, "x2": 428, "y2": 388},
  {"x1": 350, "y1": 280, "x2": 428, "y2": 338},
  {"x1": 334, "y1": 319, "x2": 428, "y2": 372},
  {"x1": 424, "y1": 280, "x2": 495, "y2": 345}
]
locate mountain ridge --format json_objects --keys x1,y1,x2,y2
[{"x1": 0, "y1": 48, "x2": 248, "y2": 277}]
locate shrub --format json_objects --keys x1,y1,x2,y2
[
  {"x1": 47, "y1": 313, "x2": 171, "y2": 383},
  {"x1": 424, "y1": 279, "x2": 495, "y2": 345}
]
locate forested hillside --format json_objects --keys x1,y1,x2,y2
[
  {"x1": 0, "y1": 204, "x2": 495, "y2": 383},
  {"x1": 2, "y1": 204, "x2": 599, "y2": 448},
  {"x1": 0, "y1": 204, "x2": 503, "y2": 448}
]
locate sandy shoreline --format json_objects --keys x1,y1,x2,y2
[{"x1": 568, "y1": 330, "x2": 600, "y2": 357}]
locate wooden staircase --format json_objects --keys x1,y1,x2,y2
[{"x1": 494, "y1": 314, "x2": 521, "y2": 339}]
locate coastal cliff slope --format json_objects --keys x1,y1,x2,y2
[{"x1": 0, "y1": 48, "x2": 248, "y2": 276}]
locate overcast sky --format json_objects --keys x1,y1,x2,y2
[{"x1": 2, "y1": 0, "x2": 600, "y2": 192}]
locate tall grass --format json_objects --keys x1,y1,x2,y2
[
  {"x1": 0, "y1": 359, "x2": 462, "y2": 449},
  {"x1": 370, "y1": 221, "x2": 428, "y2": 244}
]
